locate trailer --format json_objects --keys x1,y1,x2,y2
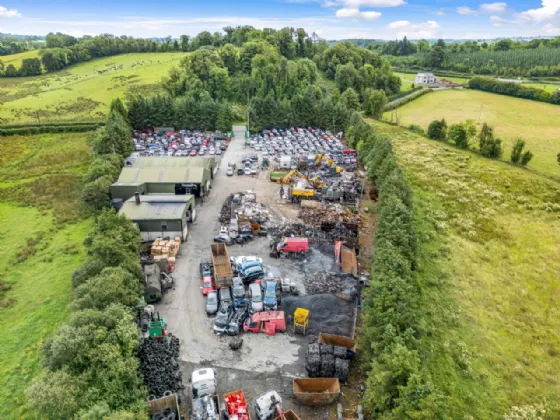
[
  {"x1": 318, "y1": 333, "x2": 357, "y2": 358},
  {"x1": 191, "y1": 368, "x2": 222, "y2": 420},
  {"x1": 148, "y1": 393, "x2": 182, "y2": 419},
  {"x1": 293, "y1": 378, "x2": 341, "y2": 406},
  {"x1": 224, "y1": 389, "x2": 251, "y2": 420},
  {"x1": 211, "y1": 243, "x2": 233, "y2": 288},
  {"x1": 335, "y1": 241, "x2": 358, "y2": 278},
  {"x1": 273, "y1": 410, "x2": 301, "y2": 420}
]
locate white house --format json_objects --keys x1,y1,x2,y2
[{"x1": 415, "y1": 73, "x2": 436, "y2": 85}]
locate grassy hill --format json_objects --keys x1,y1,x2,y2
[
  {"x1": 383, "y1": 89, "x2": 560, "y2": 179},
  {"x1": 0, "y1": 52, "x2": 184, "y2": 124},
  {"x1": 0, "y1": 132, "x2": 92, "y2": 418},
  {"x1": 370, "y1": 120, "x2": 560, "y2": 418},
  {"x1": 0, "y1": 50, "x2": 40, "y2": 68}
]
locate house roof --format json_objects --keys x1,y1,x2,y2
[
  {"x1": 416, "y1": 72, "x2": 436, "y2": 77},
  {"x1": 117, "y1": 166, "x2": 207, "y2": 184},
  {"x1": 119, "y1": 194, "x2": 194, "y2": 221},
  {"x1": 131, "y1": 156, "x2": 216, "y2": 170}
]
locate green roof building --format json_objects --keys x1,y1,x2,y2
[
  {"x1": 111, "y1": 164, "x2": 212, "y2": 201},
  {"x1": 118, "y1": 194, "x2": 196, "y2": 242}
]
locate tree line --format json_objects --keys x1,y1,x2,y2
[
  {"x1": 26, "y1": 100, "x2": 149, "y2": 418},
  {"x1": 468, "y1": 77, "x2": 560, "y2": 105}
]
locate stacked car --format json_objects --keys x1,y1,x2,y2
[{"x1": 132, "y1": 130, "x2": 228, "y2": 157}]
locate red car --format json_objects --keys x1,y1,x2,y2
[
  {"x1": 201, "y1": 274, "x2": 215, "y2": 295},
  {"x1": 190, "y1": 150, "x2": 197, "y2": 157},
  {"x1": 243, "y1": 311, "x2": 286, "y2": 334}
]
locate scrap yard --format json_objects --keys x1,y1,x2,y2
[{"x1": 137, "y1": 126, "x2": 369, "y2": 420}]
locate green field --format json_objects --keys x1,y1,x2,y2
[
  {"x1": 383, "y1": 89, "x2": 560, "y2": 178},
  {"x1": 0, "y1": 50, "x2": 41, "y2": 68},
  {"x1": 0, "y1": 52, "x2": 184, "y2": 124},
  {"x1": 370, "y1": 120, "x2": 560, "y2": 418},
  {"x1": 521, "y1": 81, "x2": 560, "y2": 93},
  {"x1": 394, "y1": 71, "x2": 469, "y2": 88},
  {"x1": 0, "y1": 132, "x2": 91, "y2": 418}
]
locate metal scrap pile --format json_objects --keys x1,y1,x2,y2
[
  {"x1": 138, "y1": 335, "x2": 183, "y2": 398},
  {"x1": 219, "y1": 193, "x2": 235, "y2": 223},
  {"x1": 268, "y1": 221, "x2": 356, "y2": 244},
  {"x1": 299, "y1": 204, "x2": 360, "y2": 227},
  {"x1": 305, "y1": 271, "x2": 355, "y2": 294}
]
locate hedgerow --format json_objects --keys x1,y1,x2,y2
[
  {"x1": 26, "y1": 100, "x2": 148, "y2": 419},
  {"x1": 346, "y1": 112, "x2": 446, "y2": 417},
  {"x1": 468, "y1": 76, "x2": 560, "y2": 104},
  {"x1": 383, "y1": 88, "x2": 432, "y2": 111}
]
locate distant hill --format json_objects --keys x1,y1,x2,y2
[{"x1": 0, "y1": 33, "x2": 45, "y2": 41}]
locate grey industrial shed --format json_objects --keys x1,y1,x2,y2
[
  {"x1": 110, "y1": 165, "x2": 211, "y2": 201},
  {"x1": 118, "y1": 194, "x2": 196, "y2": 242}
]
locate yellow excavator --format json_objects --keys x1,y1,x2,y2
[
  {"x1": 314, "y1": 154, "x2": 343, "y2": 174},
  {"x1": 278, "y1": 169, "x2": 326, "y2": 189}
]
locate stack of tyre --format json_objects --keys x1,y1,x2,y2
[
  {"x1": 139, "y1": 334, "x2": 184, "y2": 399},
  {"x1": 305, "y1": 342, "x2": 350, "y2": 382}
]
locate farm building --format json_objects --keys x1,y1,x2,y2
[
  {"x1": 119, "y1": 194, "x2": 196, "y2": 242},
  {"x1": 415, "y1": 72, "x2": 436, "y2": 85},
  {"x1": 111, "y1": 164, "x2": 212, "y2": 201}
]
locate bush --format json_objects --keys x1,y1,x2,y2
[
  {"x1": 510, "y1": 138, "x2": 533, "y2": 166},
  {"x1": 363, "y1": 89, "x2": 388, "y2": 119},
  {"x1": 478, "y1": 123, "x2": 503, "y2": 158},
  {"x1": 427, "y1": 119, "x2": 447, "y2": 141},
  {"x1": 448, "y1": 123, "x2": 469, "y2": 149},
  {"x1": 383, "y1": 88, "x2": 431, "y2": 112},
  {"x1": 408, "y1": 124, "x2": 425, "y2": 135}
]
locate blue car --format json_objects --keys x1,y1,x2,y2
[{"x1": 263, "y1": 280, "x2": 279, "y2": 311}]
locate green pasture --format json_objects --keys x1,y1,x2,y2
[{"x1": 383, "y1": 89, "x2": 560, "y2": 179}]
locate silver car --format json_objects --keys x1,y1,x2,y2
[{"x1": 249, "y1": 283, "x2": 263, "y2": 312}]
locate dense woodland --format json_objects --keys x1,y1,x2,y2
[{"x1": 376, "y1": 36, "x2": 560, "y2": 77}]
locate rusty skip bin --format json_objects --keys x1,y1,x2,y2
[{"x1": 293, "y1": 378, "x2": 341, "y2": 406}]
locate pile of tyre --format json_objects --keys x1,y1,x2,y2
[
  {"x1": 305, "y1": 342, "x2": 350, "y2": 382},
  {"x1": 139, "y1": 334, "x2": 184, "y2": 399}
]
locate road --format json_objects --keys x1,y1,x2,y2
[{"x1": 155, "y1": 126, "x2": 333, "y2": 418}]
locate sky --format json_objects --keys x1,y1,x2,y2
[{"x1": 0, "y1": 0, "x2": 559, "y2": 40}]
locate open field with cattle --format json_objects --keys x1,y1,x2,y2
[
  {"x1": 370, "y1": 120, "x2": 560, "y2": 418},
  {"x1": 0, "y1": 52, "x2": 183, "y2": 124},
  {"x1": 0, "y1": 132, "x2": 91, "y2": 418},
  {"x1": 383, "y1": 89, "x2": 560, "y2": 179}
]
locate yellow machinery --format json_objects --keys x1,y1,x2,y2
[
  {"x1": 291, "y1": 188, "x2": 315, "y2": 199},
  {"x1": 279, "y1": 170, "x2": 326, "y2": 189},
  {"x1": 314, "y1": 154, "x2": 343, "y2": 174},
  {"x1": 294, "y1": 308, "x2": 309, "y2": 335}
]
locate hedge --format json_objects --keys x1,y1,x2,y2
[
  {"x1": 469, "y1": 76, "x2": 560, "y2": 104},
  {"x1": 0, "y1": 124, "x2": 101, "y2": 136},
  {"x1": 383, "y1": 88, "x2": 432, "y2": 111},
  {"x1": 344, "y1": 113, "x2": 445, "y2": 416},
  {"x1": 386, "y1": 86, "x2": 423, "y2": 103}
]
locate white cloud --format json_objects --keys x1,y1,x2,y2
[
  {"x1": 517, "y1": 0, "x2": 560, "y2": 23},
  {"x1": 0, "y1": 5, "x2": 21, "y2": 17},
  {"x1": 490, "y1": 15, "x2": 510, "y2": 26},
  {"x1": 322, "y1": 0, "x2": 405, "y2": 7},
  {"x1": 480, "y1": 2, "x2": 508, "y2": 14},
  {"x1": 387, "y1": 20, "x2": 440, "y2": 38},
  {"x1": 434, "y1": 8, "x2": 445, "y2": 16},
  {"x1": 343, "y1": 0, "x2": 406, "y2": 7},
  {"x1": 335, "y1": 7, "x2": 382, "y2": 19},
  {"x1": 457, "y1": 6, "x2": 478, "y2": 15}
]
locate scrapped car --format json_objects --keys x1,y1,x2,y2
[
  {"x1": 219, "y1": 287, "x2": 233, "y2": 308},
  {"x1": 263, "y1": 279, "x2": 281, "y2": 311},
  {"x1": 232, "y1": 277, "x2": 246, "y2": 309},
  {"x1": 226, "y1": 167, "x2": 233, "y2": 176},
  {"x1": 249, "y1": 282, "x2": 264, "y2": 313},
  {"x1": 214, "y1": 233, "x2": 232, "y2": 245},
  {"x1": 201, "y1": 273, "x2": 215, "y2": 296},
  {"x1": 241, "y1": 265, "x2": 265, "y2": 283},
  {"x1": 206, "y1": 290, "x2": 219, "y2": 315},
  {"x1": 226, "y1": 304, "x2": 249, "y2": 336},
  {"x1": 213, "y1": 304, "x2": 233, "y2": 334}
]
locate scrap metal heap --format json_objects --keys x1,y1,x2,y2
[
  {"x1": 268, "y1": 221, "x2": 357, "y2": 245},
  {"x1": 298, "y1": 203, "x2": 360, "y2": 227},
  {"x1": 305, "y1": 271, "x2": 356, "y2": 295}
]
